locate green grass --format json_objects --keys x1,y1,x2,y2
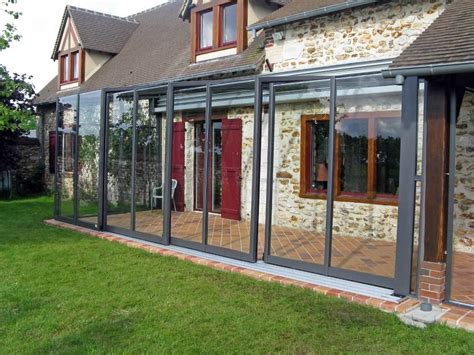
[{"x1": 0, "y1": 197, "x2": 473, "y2": 354}]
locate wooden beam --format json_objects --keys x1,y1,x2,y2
[{"x1": 424, "y1": 80, "x2": 450, "y2": 263}]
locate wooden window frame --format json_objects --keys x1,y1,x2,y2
[
  {"x1": 58, "y1": 46, "x2": 84, "y2": 85},
  {"x1": 191, "y1": 0, "x2": 247, "y2": 62},
  {"x1": 300, "y1": 111, "x2": 401, "y2": 206}
]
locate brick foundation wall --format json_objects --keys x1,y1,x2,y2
[{"x1": 419, "y1": 261, "x2": 447, "y2": 304}]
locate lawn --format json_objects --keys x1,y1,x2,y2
[{"x1": 0, "y1": 197, "x2": 473, "y2": 354}]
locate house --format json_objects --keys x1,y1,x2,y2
[{"x1": 35, "y1": 0, "x2": 474, "y2": 310}]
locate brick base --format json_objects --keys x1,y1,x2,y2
[{"x1": 419, "y1": 261, "x2": 447, "y2": 304}]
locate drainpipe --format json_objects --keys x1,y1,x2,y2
[{"x1": 382, "y1": 62, "x2": 474, "y2": 79}]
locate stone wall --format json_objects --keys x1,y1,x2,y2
[
  {"x1": 454, "y1": 92, "x2": 474, "y2": 253},
  {"x1": 264, "y1": 0, "x2": 447, "y2": 73},
  {"x1": 0, "y1": 136, "x2": 44, "y2": 197},
  {"x1": 38, "y1": 106, "x2": 57, "y2": 191}
]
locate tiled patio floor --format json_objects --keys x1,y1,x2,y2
[{"x1": 86, "y1": 210, "x2": 473, "y2": 305}]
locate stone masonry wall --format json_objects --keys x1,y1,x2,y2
[
  {"x1": 454, "y1": 92, "x2": 474, "y2": 253},
  {"x1": 264, "y1": 0, "x2": 447, "y2": 73}
]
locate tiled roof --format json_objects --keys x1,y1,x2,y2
[
  {"x1": 249, "y1": 0, "x2": 376, "y2": 29},
  {"x1": 51, "y1": 6, "x2": 139, "y2": 59},
  {"x1": 37, "y1": 0, "x2": 265, "y2": 104},
  {"x1": 390, "y1": 0, "x2": 474, "y2": 69}
]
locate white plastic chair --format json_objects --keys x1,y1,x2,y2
[{"x1": 151, "y1": 179, "x2": 178, "y2": 211}]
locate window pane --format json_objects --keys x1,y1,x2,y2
[
  {"x1": 57, "y1": 95, "x2": 77, "y2": 219},
  {"x1": 77, "y1": 91, "x2": 101, "y2": 226},
  {"x1": 310, "y1": 120, "x2": 329, "y2": 191},
  {"x1": 72, "y1": 52, "x2": 79, "y2": 79},
  {"x1": 106, "y1": 92, "x2": 134, "y2": 230},
  {"x1": 338, "y1": 119, "x2": 368, "y2": 194},
  {"x1": 331, "y1": 74, "x2": 402, "y2": 279},
  {"x1": 222, "y1": 3, "x2": 237, "y2": 44},
  {"x1": 376, "y1": 118, "x2": 400, "y2": 196},
  {"x1": 62, "y1": 55, "x2": 69, "y2": 81},
  {"x1": 200, "y1": 10, "x2": 213, "y2": 49}
]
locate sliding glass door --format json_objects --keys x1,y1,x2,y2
[{"x1": 261, "y1": 74, "x2": 416, "y2": 291}]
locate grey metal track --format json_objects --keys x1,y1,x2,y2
[{"x1": 109, "y1": 232, "x2": 401, "y2": 303}]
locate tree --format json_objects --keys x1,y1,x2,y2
[{"x1": 0, "y1": 0, "x2": 36, "y2": 133}]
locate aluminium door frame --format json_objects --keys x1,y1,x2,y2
[
  {"x1": 164, "y1": 79, "x2": 259, "y2": 262},
  {"x1": 101, "y1": 88, "x2": 165, "y2": 244},
  {"x1": 259, "y1": 74, "x2": 418, "y2": 292}
]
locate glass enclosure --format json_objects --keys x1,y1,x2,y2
[{"x1": 53, "y1": 73, "x2": 422, "y2": 292}]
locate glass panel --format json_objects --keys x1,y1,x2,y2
[
  {"x1": 135, "y1": 89, "x2": 167, "y2": 237},
  {"x1": 77, "y1": 91, "x2": 101, "y2": 225},
  {"x1": 331, "y1": 75, "x2": 402, "y2": 278},
  {"x1": 62, "y1": 55, "x2": 69, "y2": 82},
  {"x1": 339, "y1": 119, "x2": 368, "y2": 195},
  {"x1": 170, "y1": 86, "x2": 207, "y2": 244},
  {"x1": 450, "y1": 91, "x2": 474, "y2": 306},
  {"x1": 310, "y1": 120, "x2": 330, "y2": 192},
  {"x1": 222, "y1": 3, "x2": 237, "y2": 45},
  {"x1": 268, "y1": 80, "x2": 331, "y2": 265},
  {"x1": 57, "y1": 95, "x2": 77, "y2": 219},
  {"x1": 106, "y1": 91, "x2": 134, "y2": 230},
  {"x1": 212, "y1": 121, "x2": 222, "y2": 212},
  {"x1": 375, "y1": 118, "x2": 400, "y2": 196},
  {"x1": 207, "y1": 81, "x2": 255, "y2": 254},
  {"x1": 72, "y1": 52, "x2": 79, "y2": 80},
  {"x1": 199, "y1": 10, "x2": 213, "y2": 50}
]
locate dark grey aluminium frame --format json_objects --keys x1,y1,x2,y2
[
  {"x1": 260, "y1": 74, "x2": 419, "y2": 293},
  {"x1": 163, "y1": 80, "x2": 259, "y2": 262},
  {"x1": 445, "y1": 80, "x2": 474, "y2": 309},
  {"x1": 102, "y1": 87, "x2": 166, "y2": 245}
]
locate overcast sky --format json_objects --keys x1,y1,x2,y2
[{"x1": 0, "y1": 0, "x2": 168, "y2": 91}]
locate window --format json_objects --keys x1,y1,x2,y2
[
  {"x1": 192, "y1": 0, "x2": 245, "y2": 59},
  {"x1": 221, "y1": 3, "x2": 237, "y2": 46},
  {"x1": 300, "y1": 112, "x2": 401, "y2": 204},
  {"x1": 199, "y1": 9, "x2": 213, "y2": 50},
  {"x1": 59, "y1": 50, "x2": 80, "y2": 84}
]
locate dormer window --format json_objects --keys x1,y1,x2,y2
[
  {"x1": 191, "y1": 0, "x2": 246, "y2": 62},
  {"x1": 59, "y1": 49, "x2": 81, "y2": 84}
]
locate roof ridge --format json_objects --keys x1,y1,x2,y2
[
  {"x1": 67, "y1": 5, "x2": 139, "y2": 24},
  {"x1": 127, "y1": 0, "x2": 177, "y2": 19}
]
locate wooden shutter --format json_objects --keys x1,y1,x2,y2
[
  {"x1": 221, "y1": 118, "x2": 242, "y2": 220},
  {"x1": 49, "y1": 131, "x2": 56, "y2": 174},
  {"x1": 172, "y1": 122, "x2": 186, "y2": 212}
]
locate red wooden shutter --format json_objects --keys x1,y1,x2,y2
[
  {"x1": 221, "y1": 118, "x2": 242, "y2": 220},
  {"x1": 172, "y1": 122, "x2": 186, "y2": 212},
  {"x1": 49, "y1": 131, "x2": 56, "y2": 174}
]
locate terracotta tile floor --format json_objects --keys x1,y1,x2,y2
[{"x1": 89, "y1": 210, "x2": 473, "y2": 305}]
